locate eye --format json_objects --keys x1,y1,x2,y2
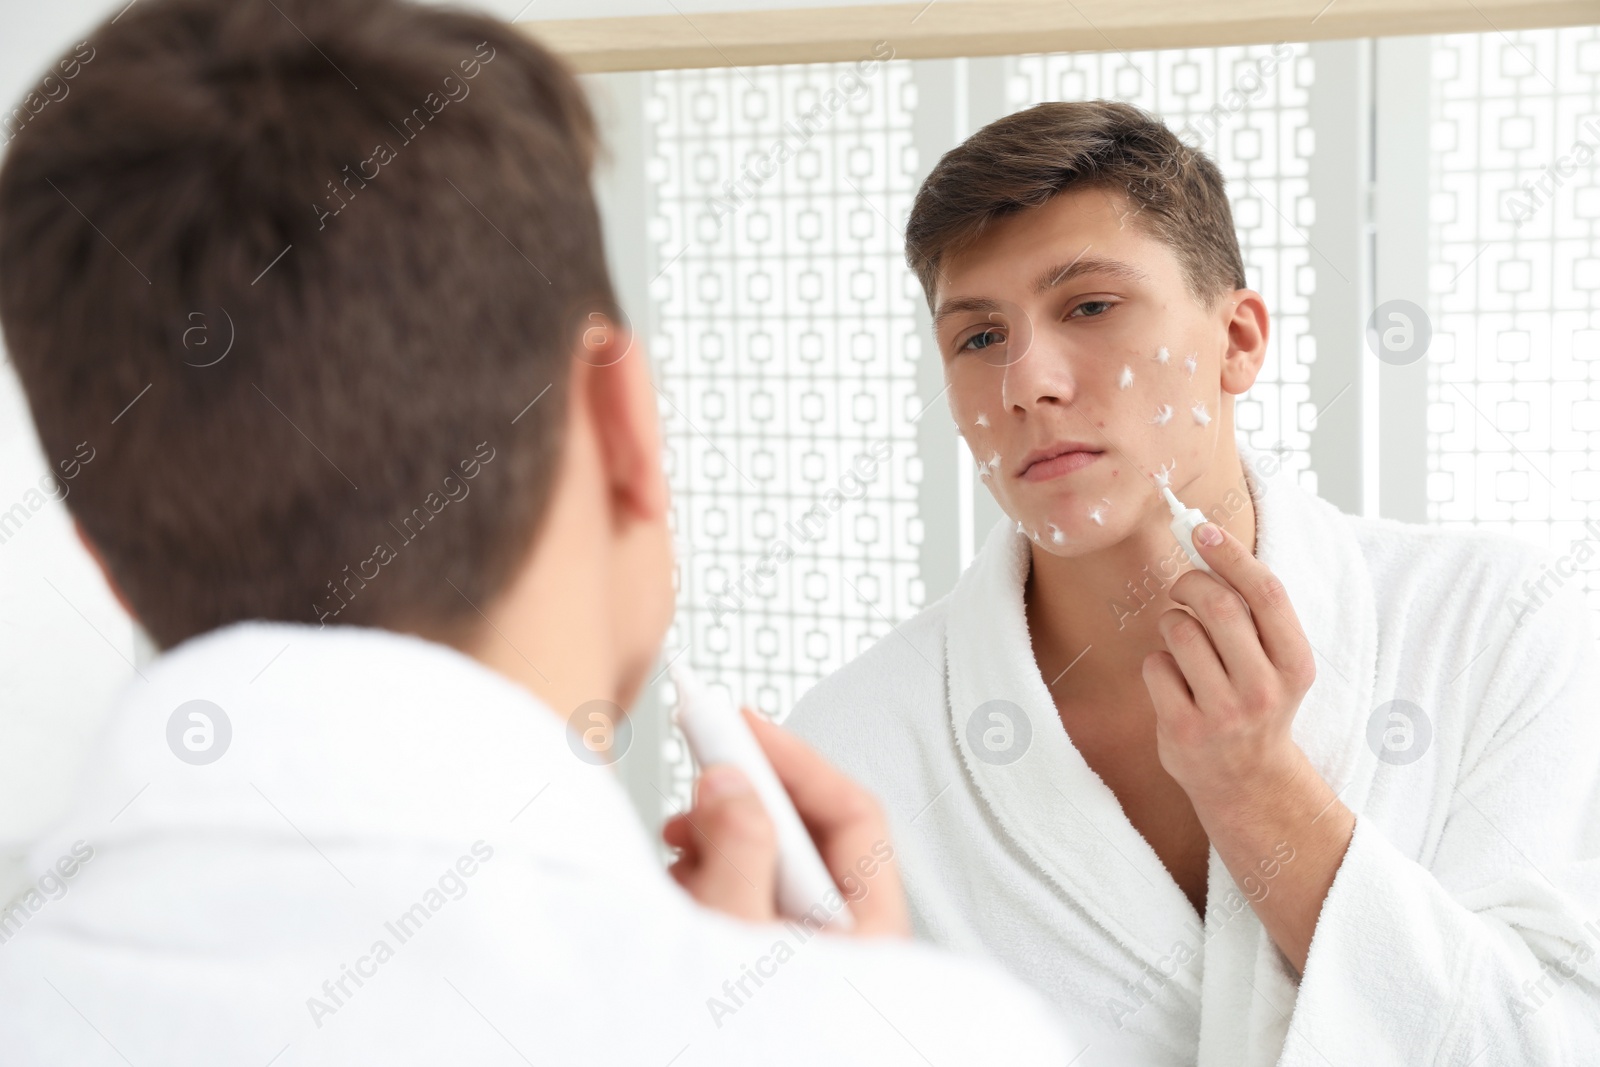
[
  {"x1": 1069, "y1": 300, "x2": 1115, "y2": 318},
  {"x1": 959, "y1": 328, "x2": 1005, "y2": 352}
]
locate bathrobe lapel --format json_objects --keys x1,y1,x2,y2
[
  {"x1": 944, "y1": 444, "x2": 1380, "y2": 1060},
  {"x1": 946, "y1": 508, "x2": 1204, "y2": 990},
  {"x1": 1193, "y1": 446, "x2": 1381, "y2": 1065}
]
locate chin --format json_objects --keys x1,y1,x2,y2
[
  {"x1": 1009, "y1": 511, "x2": 1106, "y2": 554},
  {"x1": 615, "y1": 656, "x2": 651, "y2": 714},
  {"x1": 617, "y1": 615, "x2": 670, "y2": 711}
]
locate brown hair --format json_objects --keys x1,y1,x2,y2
[
  {"x1": 0, "y1": 0, "x2": 615, "y2": 648},
  {"x1": 904, "y1": 100, "x2": 1246, "y2": 312}
]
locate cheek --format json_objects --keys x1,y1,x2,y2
[
  {"x1": 952, "y1": 381, "x2": 1005, "y2": 471},
  {"x1": 948, "y1": 367, "x2": 1001, "y2": 430},
  {"x1": 961, "y1": 415, "x2": 1005, "y2": 484},
  {"x1": 1090, "y1": 345, "x2": 1221, "y2": 495},
  {"x1": 1107, "y1": 345, "x2": 1218, "y2": 436}
]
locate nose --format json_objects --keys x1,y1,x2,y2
[{"x1": 1001, "y1": 331, "x2": 1077, "y2": 415}]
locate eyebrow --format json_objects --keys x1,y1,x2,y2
[
  {"x1": 1031, "y1": 255, "x2": 1150, "y2": 295},
  {"x1": 932, "y1": 254, "x2": 1152, "y2": 330},
  {"x1": 931, "y1": 295, "x2": 1004, "y2": 330}
]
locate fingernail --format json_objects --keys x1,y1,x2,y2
[
  {"x1": 1196, "y1": 522, "x2": 1223, "y2": 546},
  {"x1": 699, "y1": 765, "x2": 751, "y2": 800}
]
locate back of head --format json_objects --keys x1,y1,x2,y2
[{"x1": 0, "y1": 0, "x2": 614, "y2": 648}]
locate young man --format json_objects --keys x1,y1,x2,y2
[
  {"x1": 0, "y1": 1, "x2": 1076, "y2": 1063},
  {"x1": 789, "y1": 102, "x2": 1600, "y2": 1066}
]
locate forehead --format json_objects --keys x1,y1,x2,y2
[{"x1": 930, "y1": 185, "x2": 1175, "y2": 318}]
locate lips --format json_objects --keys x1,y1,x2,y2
[{"x1": 1016, "y1": 441, "x2": 1104, "y2": 481}]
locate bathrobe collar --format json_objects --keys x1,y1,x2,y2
[{"x1": 945, "y1": 441, "x2": 1380, "y2": 999}]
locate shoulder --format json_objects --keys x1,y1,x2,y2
[
  {"x1": 1347, "y1": 512, "x2": 1560, "y2": 601},
  {"x1": 786, "y1": 934, "x2": 1076, "y2": 1063},
  {"x1": 784, "y1": 593, "x2": 951, "y2": 780},
  {"x1": 1345, "y1": 512, "x2": 1593, "y2": 646},
  {"x1": 679, "y1": 898, "x2": 1074, "y2": 1063},
  {"x1": 1345, "y1": 512, "x2": 1597, "y2": 736}
]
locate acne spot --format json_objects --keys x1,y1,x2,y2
[
  {"x1": 1151, "y1": 403, "x2": 1174, "y2": 426},
  {"x1": 1191, "y1": 401, "x2": 1211, "y2": 427},
  {"x1": 1118, "y1": 365, "x2": 1134, "y2": 390}
]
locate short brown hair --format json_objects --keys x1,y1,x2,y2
[
  {"x1": 0, "y1": 0, "x2": 616, "y2": 648},
  {"x1": 905, "y1": 100, "x2": 1246, "y2": 312}
]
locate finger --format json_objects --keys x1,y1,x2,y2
[
  {"x1": 1167, "y1": 568, "x2": 1271, "y2": 684},
  {"x1": 665, "y1": 816, "x2": 700, "y2": 885},
  {"x1": 661, "y1": 812, "x2": 694, "y2": 852},
  {"x1": 675, "y1": 764, "x2": 777, "y2": 923},
  {"x1": 1190, "y1": 522, "x2": 1313, "y2": 678},
  {"x1": 743, "y1": 709, "x2": 910, "y2": 937},
  {"x1": 1142, "y1": 651, "x2": 1204, "y2": 772},
  {"x1": 743, "y1": 709, "x2": 878, "y2": 838},
  {"x1": 1142, "y1": 649, "x2": 1200, "y2": 728},
  {"x1": 1156, "y1": 607, "x2": 1231, "y2": 711}
]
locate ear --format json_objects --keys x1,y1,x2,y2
[
  {"x1": 1219, "y1": 288, "x2": 1270, "y2": 396},
  {"x1": 576, "y1": 316, "x2": 669, "y2": 527},
  {"x1": 73, "y1": 519, "x2": 139, "y2": 623}
]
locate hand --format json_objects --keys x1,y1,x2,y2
[
  {"x1": 1141, "y1": 520, "x2": 1318, "y2": 809},
  {"x1": 663, "y1": 708, "x2": 911, "y2": 937},
  {"x1": 1142, "y1": 520, "x2": 1354, "y2": 973}
]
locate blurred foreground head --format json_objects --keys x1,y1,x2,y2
[{"x1": 0, "y1": 0, "x2": 672, "y2": 672}]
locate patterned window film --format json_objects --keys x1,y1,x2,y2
[
  {"x1": 1009, "y1": 43, "x2": 1320, "y2": 492},
  {"x1": 1426, "y1": 27, "x2": 1600, "y2": 618},
  {"x1": 647, "y1": 57, "x2": 924, "y2": 807}
]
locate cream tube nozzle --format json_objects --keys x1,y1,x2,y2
[{"x1": 1161, "y1": 486, "x2": 1216, "y2": 576}]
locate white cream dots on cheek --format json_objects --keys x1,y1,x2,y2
[
  {"x1": 1087, "y1": 497, "x2": 1110, "y2": 525},
  {"x1": 1183, "y1": 352, "x2": 1198, "y2": 379},
  {"x1": 1191, "y1": 401, "x2": 1211, "y2": 426},
  {"x1": 1153, "y1": 459, "x2": 1176, "y2": 488},
  {"x1": 1151, "y1": 403, "x2": 1174, "y2": 426},
  {"x1": 1118, "y1": 365, "x2": 1134, "y2": 390},
  {"x1": 1154, "y1": 346, "x2": 1171, "y2": 365},
  {"x1": 1048, "y1": 523, "x2": 1065, "y2": 544},
  {"x1": 974, "y1": 411, "x2": 990, "y2": 428}
]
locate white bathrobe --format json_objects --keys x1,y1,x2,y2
[
  {"x1": 789, "y1": 442, "x2": 1600, "y2": 1066},
  {"x1": 0, "y1": 622, "x2": 1076, "y2": 1065}
]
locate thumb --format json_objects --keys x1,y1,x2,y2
[{"x1": 675, "y1": 764, "x2": 778, "y2": 923}]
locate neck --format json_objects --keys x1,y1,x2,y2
[
  {"x1": 1025, "y1": 442, "x2": 1258, "y2": 700},
  {"x1": 456, "y1": 457, "x2": 622, "y2": 723},
  {"x1": 462, "y1": 548, "x2": 617, "y2": 722}
]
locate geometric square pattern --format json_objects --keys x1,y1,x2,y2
[
  {"x1": 649, "y1": 57, "x2": 923, "y2": 807},
  {"x1": 1427, "y1": 26, "x2": 1600, "y2": 621}
]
